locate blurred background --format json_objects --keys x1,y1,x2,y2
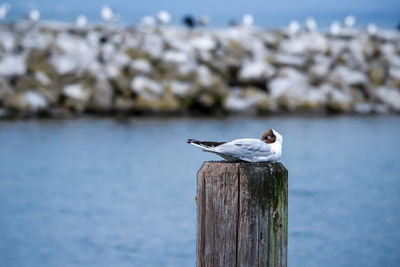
[{"x1": 0, "y1": 0, "x2": 400, "y2": 266}]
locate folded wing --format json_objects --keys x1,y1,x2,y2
[
  {"x1": 214, "y1": 139, "x2": 273, "y2": 162},
  {"x1": 187, "y1": 138, "x2": 275, "y2": 162}
]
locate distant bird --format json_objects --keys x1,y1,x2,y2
[
  {"x1": 140, "y1": 16, "x2": 156, "y2": 27},
  {"x1": 241, "y1": 14, "x2": 254, "y2": 27},
  {"x1": 76, "y1": 15, "x2": 87, "y2": 28},
  {"x1": 101, "y1": 5, "x2": 114, "y2": 22},
  {"x1": 330, "y1": 21, "x2": 341, "y2": 35},
  {"x1": 367, "y1": 23, "x2": 378, "y2": 35},
  {"x1": 229, "y1": 19, "x2": 239, "y2": 27},
  {"x1": 187, "y1": 129, "x2": 283, "y2": 162},
  {"x1": 344, "y1": 15, "x2": 356, "y2": 28},
  {"x1": 183, "y1": 15, "x2": 195, "y2": 28},
  {"x1": 198, "y1": 15, "x2": 210, "y2": 27},
  {"x1": 287, "y1": 20, "x2": 300, "y2": 35},
  {"x1": 0, "y1": 3, "x2": 10, "y2": 20},
  {"x1": 156, "y1": 10, "x2": 171, "y2": 25},
  {"x1": 28, "y1": 9, "x2": 40, "y2": 21},
  {"x1": 305, "y1": 17, "x2": 317, "y2": 32}
]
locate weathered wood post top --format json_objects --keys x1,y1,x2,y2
[{"x1": 196, "y1": 161, "x2": 288, "y2": 267}]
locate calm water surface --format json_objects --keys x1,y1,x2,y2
[{"x1": 0, "y1": 116, "x2": 399, "y2": 267}]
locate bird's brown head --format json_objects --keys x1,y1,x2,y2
[{"x1": 261, "y1": 129, "x2": 276, "y2": 144}]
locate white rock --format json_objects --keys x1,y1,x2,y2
[
  {"x1": 34, "y1": 71, "x2": 50, "y2": 85},
  {"x1": 51, "y1": 55, "x2": 79, "y2": 74},
  {"x1": 375, "y1": 87, "x2": 400, "y2": 111},
  {"x1": 269, "y1": 68, "x2": 308, "y2": 99},
  {"x1": 330, "y1": 40, "x2": 347, "y2": 55},
  {"x1": 52, "y1": 32, "x2": 99, "y2": 74},
  {"x1": 0, "y1": 54, "x2": 26, "y2": 76},
  {"x1": 131, "y1": 59, "x2": 152, "y2": 74},
  {"x1": 197, "y1": 65, "x2": 213, "y2": 88},
  {"x1": 329, "y1": 86, "x2": 353, "y2": 104},
  {"x1": 163, "y1": 29, "x2": 193, "y2": 53},
  {"x1": 101, "y1": 43, "x2": 116, "y2": 62},
  {"x1": 310, "y1": 55, "x2": 331, "y2": 79},
  {"x1": 20, "y1": 31, "x2": 53, "y2": 50},
  {"x1": 330, "y1": 66, "x2": 368, "y2": 87},
  {"x1": 353, "y1": 103, "x2": 374, "y2": 114},
  {"x1": 189, "y1": 35, "x2": 216, "y2": 51},
  {"x1": 224, "y1": 87, "x2": 268, "y2": 112},
  {"x1": 272, "y1": 53, "x2": 306, "y2": 68},
  {"x1": 0, "y1": 32, "x2": 16, "y2": 52},
  {"x1": 113, "y1": 52, "x2": 131, "y2": 67},
  {"x1": 23, "y1": 90, "x2": 47, "y2": 111},
  {"x1": 92, "y1": 78, "x2": 113, "y2": 109},
  {"x1": 168, "y1": 80, "x2": 191, "y2": 97},
  {"x1": 389, "y1": 67, "x2": 400, "y2": 81},
  {"x1": 63, "y1": 84, "x2": 90, "y2": 101},
  {"x1": 280, "y1": 33, "x2": 328, "y2": 54},
  {"x1": 141, "y1": 34, "x2": 164, "y2": 59},
  {"x1": 177, "y1": 61, "x2": 197, "y2": 77},
  {"x1": 162, "y1": 50, "x2": 188, "y2": 64},
  {"x1": 104, "y1": 64, "x2": 119, "y2": 78},
  {"x1": 238, "y1": 61, "x2": 275, "y2": 81},
  {"x1": 376, "y1": 30, "x2": 400, "y2": 42},
  {"x1": 131, "y1": 76, "x2": 163, "y2": 96}
]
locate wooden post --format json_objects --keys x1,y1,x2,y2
[{"x1": 196, "y1": 161, "x2": 288, "y2": 267}]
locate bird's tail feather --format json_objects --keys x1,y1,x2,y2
[
  {"x1": 187, "y1": 139, "x2": 226, "y2": 148},
  {"x1": 187, "y1": 139, "x2": 240, "y2": 162}
]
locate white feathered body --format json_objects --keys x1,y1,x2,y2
[{"x1": 189, "y1": 138, "x2": 282, "y2": 162}]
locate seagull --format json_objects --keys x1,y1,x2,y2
[
  {"x1": 344, "y1": 15, "x2": 356, "y2": 28},
  {"x1": 28, "y1": 9, "x2": 40, "y2": 21},
  {"x1": 0, "y1": 3, "x2": 11, "y2": 21},
  {"x1": 305, "y1": 17, "x2": 317, "y2": 32},
  {"x1": 141, "y1": 16, "x2": 156, "y2": 27},
  {"x1": 101, "y1": 5, "x2": 114, "y2": 22},
  {"x1": 198, "y1": 15, "x2": 210, "y2": 27},
  {"x1": 241, "y1": 14, "x2": 254, "y2": 27},
  {"x1": 76, "y1": 15, "x2": 88, "y2": 28},
  {"x1": 330, "y1": 21, "x2": 341, "y2": 35},
  {"x1": 187, "y1": 129, "x2": 283, "y2": 162},
  {"x1": 287, "y1": 20, "x2": 300, "y2": 36},
  {"x1": 367, "y1": 23, "x2": 378, "y2": 35},
  {"x1": 156, "y1": 10, "x2": 171, "y2": 25}
]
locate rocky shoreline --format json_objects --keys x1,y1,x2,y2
[{"x1": 0, "y1": 21, "x2": 399, "y2": 119}]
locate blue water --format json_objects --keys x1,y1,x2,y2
[
  {"x1": 5, "y1": 0, "x2": 400, "y2": 28},
  {"x1": 0, "y1": 116, "x2": 400, "y2": 267}
]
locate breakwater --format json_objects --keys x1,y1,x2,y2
[{"x1": 0, "y1": 21, "x2": 399, "y2": 118}]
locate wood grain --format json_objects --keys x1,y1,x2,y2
[{"x1": 196, "y1": 161, "x2": 288, "y2": 267}]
